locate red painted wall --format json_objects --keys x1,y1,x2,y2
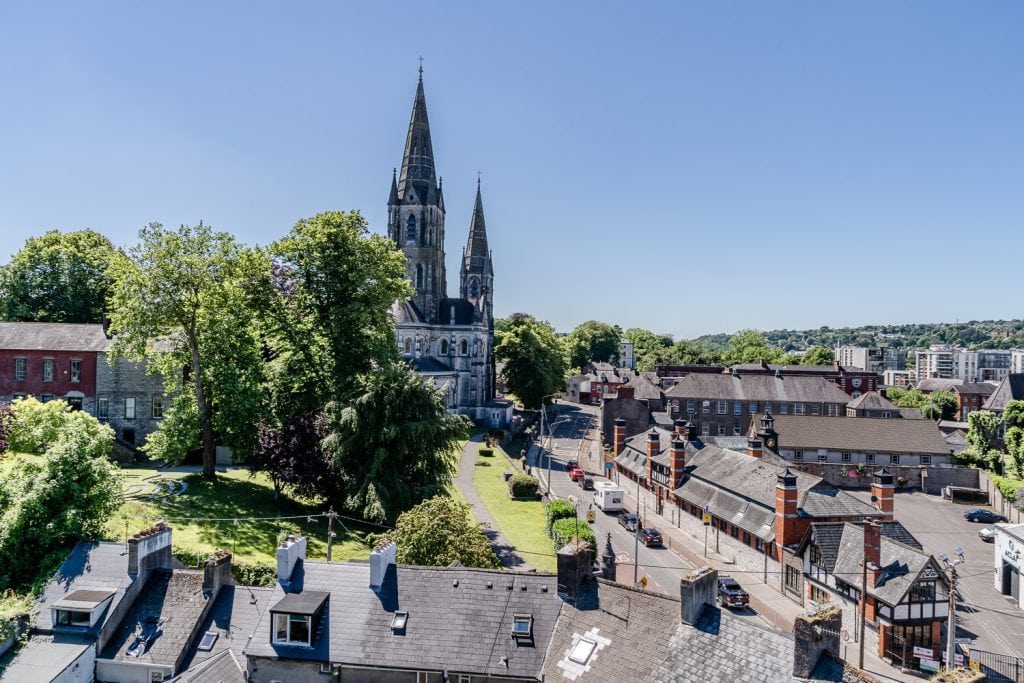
[{"x1": 0, "y1": 350, "x2": 99, "y2": 398}]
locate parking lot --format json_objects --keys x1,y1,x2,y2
[{"x1": 850, "y1": 489, "x2": 1024, "y2": 657}]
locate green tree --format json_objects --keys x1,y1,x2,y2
[
  {"x1": 0, "y1": 229, "x2": 124, "y2": 324},
  {"x1": 108, "y1": 223, "x2": 270, "y2": 477},
  {"x1": 565, "y1": 320, "x2": 620, "y2": 370},
  {"x1": 722, "y1": 329, "x2": 788, "y2": 365},
  {"x1": 886, "y1": 387, "x2": 928, "y2": 409},
  {"x1": 1005, "y1": 427, "x2": 1024, "y2": 479},
  {"x1": 494, "y1": 314, "x2": 566, "y2": 409},
  {"x1": 323, "y1": 364, "x2": 469, "y2": 523},
  {"x1": 965, "y1": 410, "x2": 1002, "y2": 456},
  {"x1": 390, "y1": 496, "x2": 499, "y2": 569},
  {"x1": 668, "y1": 339, "x2": 723, "y2": 366},
  {"x1": 7, "y1": 397, "x2": 114, "y2": 458},
  {"x1": 922, "y1": 390, "x2": 958, "y2": 421},
  {"x1": 1003, "y1": 400, "x2": 1024, "y2": 431},
  {"x1": 799, "y1": 347, "x2": 835, "y2": 366}
]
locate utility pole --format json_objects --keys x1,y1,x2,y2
[
  {"x1": 633, "y1": 473, "x2": 642, "y2": 588},
  {"x1": 858, "y1": 552, "x2": 867, "y2": 669},
  {"x1": 326, "y1": 507, "x2": 337, "y2": 562},
  {"x1": 940, "y1": 547, "x2": 965, "y2": 673}
]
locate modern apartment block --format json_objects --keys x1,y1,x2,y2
[
  {"x1": 914, "y1": 346, "x2": 1012, "y2": 384},
  {"x1": 834, "y1": 346, "x2": 906, "y2": 373}
]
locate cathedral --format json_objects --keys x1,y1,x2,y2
[{"x1": 389, "y1": 70, "x2": 509, "y2": 426}]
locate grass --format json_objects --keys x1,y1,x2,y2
[
  {"x1": 106, "y1": 466, "x2": 374, "y2": 566},
  {"x1": 471, "y1": 443, "x2": 557, "y2": 572}
]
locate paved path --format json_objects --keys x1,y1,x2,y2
[{"x1": 455, "y1": 435, "x2": 533, "y2": 571}]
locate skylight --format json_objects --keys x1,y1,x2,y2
[
  {"x1": 197, "y1": 631, "x2": 218, "y2": 651},
  {"x1": 511, "y1": 613, "x2": 533, "y2": 639},
  {"x1": 569, "y1": 637, "x2": 597, "y2": 665},
  {"x1": 392, "y1": 611, "x2": 409, "y2": 633}
]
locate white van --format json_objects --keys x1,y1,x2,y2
[{"x1": 593, "y1": 481, "x2": 625, "y2": 512}]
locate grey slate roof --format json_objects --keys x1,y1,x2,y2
[
  {"x1": 621, "y1": 373, "x2": 663, "y2": 400},
  {"x1": 830, "y1": 524, "x2": 945, "y2": 606},
  {"x1": 915, "y1": 378, "x2": 963, "y2": 393},
  {"x1": 770, "y1": 415, "x2": 951, "y2": 456},
  {"x1": 0, "y1": 634, "x2": 93, "y2": 682},
  {"x1": 169, "y1": 649, "x2": 243, "y2": 683},
  {"x1": 0, "y1": 322, "x2": 110, "y2": 352},
  {"x1": 954, "y1": 382, "x2": 997, "y2": 396},
  {"x1": 244, "y1": 561, "x2": 562, "y2": 679},
  {"x1": 803, "y1": 522, "x2": 922, "y2": 573},
  {"x1": 35, "y1": 541, "x2": 134, "y2": 633},
  {"x1": 408, "y1": 356, "x2": 454, "y2": 374},
  {"x1": 983, "y1": 374, "x2": 1024, "y2": 412},
  {"x1": 177, "y1": 585, "x2": 273, "y2": 680},
  {"x1": 845, "y1": 391, "x2": 896, "y2": 411},
  {"x1": 665, "y1": 373, "x2": 852, "y2": 404},
  {"x1": 438, "y1": 297, "x2": 477, "y2": 325},
  {"x1": 542, "y1": 580, "x2": 797, "y2": 682},
  {"x1": 391, "y1": 300, "x2": 425, "y2": 324}
]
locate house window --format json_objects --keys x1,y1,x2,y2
[
  {"x1": 12, "y1": 392, "x2": 25, "y2": 400},
  {"x1": 828, "y1": 404, "x2": 839, "y2": 416},
  {"x1": 784, "y1": 565, "x2": 801, "y2": 592},
  {"x1": 55, "y1": 609, "x2": 91, "y2": 626},
  {"x1": 809, "y1": 544, "x2": 823, "y2": 567},
  {"x1": 810, "y1": 585, "x2": 830, "y2": 605},
  {"x1": 851, "y1": 391, "x2": 862, "y2": 398},
  {"x1": 440, "y1": 338, "x2": 448, "y2": 354},
  {"x1": 811, "y1": 405, "x2": 821, "y2": 416},
  {"x1": 921, "y1": 455, "x2": 932, "y2": 465},
  {"x1": 794, "y1": 450, "x2": 803, "y2": 460},
  {"x1": 70, "y1": 359, "x2": 81, "y2": 383},
  {"x1": 125, "y1": 397, "x2": 136, "y2": 420},
  {"x1": 841, "y1": 452, "x2": 851, "y2": 463},
  {"x1": 890, "y1": 454, "x2": 900, "y2": 465},
  {"x1": 14, "y1": 357, "x2": 25, "y2": 381},
  {"x1": 404, "y1": 338, "x2": 413, "y2": 354},
  {"x1": 702, "y1": 400, "x2": 710, "y2": 415},
  {"x1": 882, "y1": 411, "x2": 891, "y2": 418},
  {"x1": 152, "y1": 396, "x2": 163, "y2": 419},
  {"x1": 701, "y1": 422, "x2": 710, "y2": 437},
  {"x1": 460, "y1": 339, "x2": 469, "y2": 355},
  {"x1": 97, "y1": 397, "x2": 109, "y2": 421},
  {"x1": 42, "y1": 358, "x2": 54, "y2": 382},
  {"x1": 730, "y1": 524, "x2": 739, "y2": 539},
  {"x1": 817, "y1": 451, "x2": 828, "y2": 462},
  {"x1": 733, "y1": 402, "x2": 742, "y2": 416},
  {"x1": 866, "y1": 452, "x2": 876, "y2": 464},
  {"x1": 852, "y1": 378, "x2": 862, "y2": 388},
  {"x1": 779, "y1": 404, "x2": 789, "y2": 415},
  {"x1": 717, "y1": 422, "x2": 726, "y2": 435},
  {"x1": 794, "y1": 402, "x2": 806, "y2": 415},
  {"x1": 749, "y1": 402, "x2": 757, "y2": 414},
  {"x1": 511, "y1": 614, "x2": 533, "y2": 639},
  {"x1": 755, "y1": 538, "x2": 764, "y2": 552},
  {"x1": 40, "y1": 393, "x2": 53, "y2": 403},
  {"x1": 764, "y1": 403, "x2": 772, "y2": 414},
  {"x1": 687, "y1": 400, "x2": 696, "y2": 414},
  {"x1": 742, "y1": 531, "x2": 751, "y2": 545},
  {"x1": 835, "y1": 578, "x2": 859, "y2": 601},
  {"x1": 717, "y1": 400, "x2": 727, "y2": 415},
  {"x1": 733, "y1": 422, "x2": 741, "y2": 436},
  {"x1": 908, "y1": 581, "x2": 936, "y2": 603},
  {"x1": 459, "y1": 675, "x2": 471, "y2": 683},
  {"x1": 273, "y1": 613, "x2": 312, "y2": 645}
]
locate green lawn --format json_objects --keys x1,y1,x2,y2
[
  {"x1": 471, "y1": 444, "x2": 557, "y2": 572},
  {"x1": 107, "y1": 467, "x2": 373, "y2": 566}
]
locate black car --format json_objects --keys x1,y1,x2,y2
[
  {"x1": 618, "y1": 512, "x2": 638, "y2": 532},
  {"x1": 717, "y1": 576, "x2": 749, "y2": 608},
  {"x1": 963, "y1": 508, "x2": 1008, "y2": 524},
  {"x1": 566, "y1": 459, "x2": 579, "y2": 470},
  {"x1": 580, "y1": 476, "x2": 595, "y2": 491},
  {"x1": 637, "y1": 527, "x2": 662, "y2": 547}
]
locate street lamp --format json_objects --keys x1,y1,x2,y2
[
  {"x1": 939, "y1": 547, "x2": 965, "y2": 673},
  {"x1": 633, "y1": 473, "x2": 646, "y2": 588}
]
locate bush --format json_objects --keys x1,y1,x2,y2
[
  {"x1": 550, "y1": 517, "x2": 597, "y2": 555},
  {"x1": 173, "y1": 546, "x2": 279, "y2": 587},
  {"x1": 478, "y1": 447, "x2": 494, "y2": 457},
  {"x1": 545, "y1": 500, "x2": 576, "y2": 536},
  {"x1": 508, "y1": 474, "x2": 539, "y2": 499},
  {"x1": 991, "y1": 474, "x2": 1024, "y2": 507},
  {"x1": 0, "y1": 591, "x2": 33, "y2": 641},
  {"x1": 7, "y1": 397, "x2": 113, "y2": 458}
]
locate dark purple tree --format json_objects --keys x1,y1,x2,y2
[{"x1": 250, "y1": 412, "x2": 334, "y2": 500}]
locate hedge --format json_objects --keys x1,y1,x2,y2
[
  {"x1": 550, "y1": 517, "x2": 597, "y2": 555},
  {"x1": 478, "y1": 447, "x2": 494, "y2": 457},
  {"x1": 173, "y1": 546, "x2": 278, "y2": 587},
  {"x1": 509, "y1": 474, "x2": 540, "y2": 499},
  {"x1": 545, "y1": 500, "x2": 576, "y2": 536},
  {"x1": 991, "y1": 474, "x2": 1024, "y2": 507}
]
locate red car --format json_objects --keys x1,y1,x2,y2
[{"x1": 569, "y1": 466, "x2": 584, "y2": 482}]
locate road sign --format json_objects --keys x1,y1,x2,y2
[
  {"x1": 955, "y1": 637, "x2": 972, "y2": 645},
  {"x1": 702, "y1": 512, "x2": 712, "y2": 525},
  {"x1": 913, "y1": 646, "x2": 933, "y2": 659},
  {"x1": 604, "y1": 461, "x2": 614, "y2": 469},
  {"x1": 586, "y1": 510, "x2": 596, "y2": 524},
  {"x1": 639, "y1": 576, "x2": 648, "y2": 588},
  {"x1": 919, "y1": 658, "x2": 939, "y2": 673}
]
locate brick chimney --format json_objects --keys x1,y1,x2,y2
[
  {"x1": 863, "y1": 521, "x2": 882, "y2": 589},
  {"x1": 684, "y1": 419, "x2": 697, "y2": 441},
  {"x1": 673, "y1": 418, "x2": 686, "y2": 436},
  {"x1": 646, "y1": 429, "x2": 660, "y2": 483},
  {"x1": 613, "y1": 418, "x2": 626, "y2": 456},
  {"x1": 870, "y1": 469, "x2": 895, "y2": 521},
  {"x1": 127, "y1": 522, "x2": 172, "y2": 578},
  {"x1": 774, "y1": 469, "x2": 800, "y2": 553},
  {"x1": 617, "y1": 385, "x2": 635, "y2": 399},
  {"x1": 202, "y1": 550, "x2": 232, "y2": 597},
  {"x1": 669, "y1": 436, "x2": 686, "y2": 488},
  {"x1": 746, "y1": 434, "x2": 763, "y2": 458}
]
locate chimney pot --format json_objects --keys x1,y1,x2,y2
[{"x1": 369, "y1": 541, "x2": 397, "y2": 590}]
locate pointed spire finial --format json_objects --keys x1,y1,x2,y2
[
  {"x1": 418, "y1": 55, "x2": 424, "y2": 81},
  {"x1": 476, "y1": 170, "x2": 481, "y2": 189}
]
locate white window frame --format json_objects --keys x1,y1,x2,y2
[
  {"x1": 97, "y1": 397, "x2": 109, "y2": 421},
  {"x1": 794, "y1": 402, "x2": 806, "y2": 415},
  {"x1": 687, "y1": 400, "x2": 696, "y2": 414},
  {"x1": 794, "y1": 450, "x2": 803, "y2": 460},
  {"x1": 817, "y1": 451, "x2": 828, "y2": 462},
  {"x1": 716, "y1": 400, "x2": 727, "y2": 415},
  {"x1": 273, "y1": 612, "x2": 312, "y2": 646},
  {"x1": 702, "y1": 400, "x2": 711, "y2": 415},
  {"x1": 42, "y1": 358, "x2": 54, "y2": 382},
  {"x1": 152, "y1": 396, "x2": 163, "y2": 419},
  {"x1": 890, "y1": 454, "x2": 900, "y2": 465},
  {"x1": 779, "y1": 404, "x2": 789, "y2": 415},
  {"x1": 866, "y1": 452, "x2": 876, "y2": 464},
  {"x1": 70, "y1": 359, "x2": 81, "y2": 383},
  {"x1": 749, "y1": 402, "x2": 757, "y2": 414},
  {"x1": 13, "y1": 357, "x2": 25, "y2": 381},
  {"x1": 701, "y1": 422, "x2": 710, "y2": 437},
  {"x1": 125, "y1": 397, "x2": 136, "y2": 420},
  {"x1": 733, "y1": 402, "x2": 742, "y2": 416},
  {"x1": 921, "y1": 455, "x2": 932, "y2": 465},
  {"x1": 841, "y1": 452, "x2": 851, "y2": 463},
  {"x1": 717, "y1": 422, "x2": 726, "y2": 435}
]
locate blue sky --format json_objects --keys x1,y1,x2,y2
[{"x1": 1, "y1": 2, "x2": 1021, "y2": 337}]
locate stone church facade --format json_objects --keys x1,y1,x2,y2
[{"x1": 389, "y1": 71, "x2": 509, "y2": 426}]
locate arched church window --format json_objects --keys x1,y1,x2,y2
[
  {"x1": 468, "y1": 277, "x2": 479, "y2": 298},
  {"x1": 404, "y1": 338, "x2": 413, "y2": 354},
  {"x1": 415, "y1": 263, "x2": 424, "y2": 290},
  {"x1": 460, "y1": 339, "x2": 469, "y2": 355},
  {"x1": 406, "y1": 215, "x2": 417, "y2": 242},
  {"x1": 441, "y1": 338, "x2": 448, "y2": 355}
]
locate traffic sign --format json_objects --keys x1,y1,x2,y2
[
  {"x1": 702, "y1": 512, "x2": 712, "y2": 525},
  {"x1": 913, "y1": 646, "x2": 933, "y2": 659}
]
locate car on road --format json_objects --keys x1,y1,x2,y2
[
  {"x1": 569, "y1": 466, "x2": 585, "y2": 482},
  {"x1": 618, "y1": 512, "x2": 638, "y2": 532},
  {"x1": 637, "y1": 527, "x2": 662, "y2": 547},
  {"x1": 979, "y1": 524, "x2": 998, "y2": 542},
  {"x1": 963, "y1": 509, "x2": 1008, "y2": 524},
  {"x1": 717, "y1": 576, "x2": 749, "y2": 609},
  {"x1": 580, "y1": 476, "x2": 595, "y2": 491},
  {"x1": 566, "y1": 459, "x2": 579, "y2": 470}
]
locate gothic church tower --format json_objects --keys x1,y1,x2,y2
[{"x1": 460, "y1": 180, "x2": 494, "y2": 328}]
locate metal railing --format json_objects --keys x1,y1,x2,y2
[{"x1": 969, "y1": 648, "x2": 1024, "y2": 683}]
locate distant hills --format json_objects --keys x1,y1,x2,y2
[{"x1": 694, "y1": 320, "x2": 1024, "y2": 353}]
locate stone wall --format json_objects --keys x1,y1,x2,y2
[
  {"x1": 95, "y1": 352, "x2": 167, "y2": 448},
  {"x1": 789, "y1": 462, "x2": 979, "y2": 493},
  {"x1": 600, "y1": 396, "x2": 651, "y2": 444}
]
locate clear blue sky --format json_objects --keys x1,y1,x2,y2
[{"x1": 1, "y1": 2, "x2": 1021, "y2": 337}]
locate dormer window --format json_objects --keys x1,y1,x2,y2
[
  {"x1": 511, "y1": 613, "x2": 533, "y2": 639},
  {"x1": 270, "y1": 591, "x2": 328, "y2": 647},
  {"x1": 51, "y1": 589, "x2": 115, "y2": 629}
]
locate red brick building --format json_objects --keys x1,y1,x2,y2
[{"x1": 0, "y1": 323, "x2": 109, "y2": 411}]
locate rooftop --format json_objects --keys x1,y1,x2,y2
[
  {"x1": 769, "y1": 414, "x2": 952, "y2": 456},
  {"x1": 35, "y1": 541, "x2": 134, "y2": 633},
  {"x1": 665, "y1": 373, "x2": 853, "y2": 404},
  {"x1": 0, "y1": 321, "x2": 111, "y2": 352}
]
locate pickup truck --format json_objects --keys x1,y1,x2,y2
[{"x1": 717, "y1": 576, "x2": 749, "y2": 609}]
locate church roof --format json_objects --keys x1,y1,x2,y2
[
  {"x1": 397, "y1": 70, "x2": 440, "y2": 205},
  {"x1": 462, "y1": 180, "x2": 492, "y2": 276},
  {"x1": 438, "y1": 298, "x2": 476, "y2": 325}
]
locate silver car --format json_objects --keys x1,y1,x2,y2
[{"x1": 979, "y1": 525, "x2": 997, "y2": 542}]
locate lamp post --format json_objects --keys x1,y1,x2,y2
[
  {"x1": 633, "y1": 473, "x2": 645, "y2": 588},
  {"x1": 939, "y1": 547, "x2": 965, "y2": 673}
]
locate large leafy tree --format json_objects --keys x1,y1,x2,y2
[
  {"x1": 250, "y1": 412, "x2": 335, "y2": 501},
  {"x1": 323, "y1": 364, "x2": 469, "y2": 523},
  {"x1": 565, "y1": 320, "x2": 620, "y2": 370},
  {"x1": 108, "y1": 223, "x2": 270, "y2": 477},
  {"x1": 0, "y1": 229, "x2": 124, "y2": 324},
  {"x1": 1003, "y1": 400, "x2": 1024, "y2": 431},
  {"x1": 965, "y1": 410, "x2": 1002, "y2": 456},
  {"x1": 495, "y1": 314, "x2": 566, "y2": 409},
  {"x1": 390, "y1": 496, "x2": 499, "y2": 569},
  {"x1": 800, "y1": 347, "x2": 835, "y2": 366},
  {"x1": 622, "y1": 328, "x2": 674, "y2": 371},
  {"x1": 922, "y1": 390, "x2": 958, "y2": 421},
  {"x1": 722, "y1": 329, "x2": 789, "y2": 365}
]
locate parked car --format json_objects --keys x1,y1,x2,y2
[
  {"x1": 580, "y1": 476, "x2": 595, "y2": 491},
  {"x1": 979, "y1": 525, "x2": 998, "y2": 542},
  {"x1": 618, "y1": 512, "x2": 638, "y2": 532},
  {"x1": 963, "y1": 509, "x2": 1007, "y2": 524},
  {"x1": 637, "y1": 527, "x2": 662, "y2": 547},
  {"x1": 717, "y1": 576, "x2": 749, "y2": 609},
  {"x1": 569, "y1": 466, "x2": 585, "y2": 482}
]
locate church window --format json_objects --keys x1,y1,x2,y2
[
  {"x1": 404, "y1": 338, "x2": 413, "y2": 355},
  {"x1": 441, "y1": 339, "x2": 448, "y2": 354},
  {"x1": 415, "y1": 264, "x2": 424, "y2": 290},
  {"x1": 468, "y1": 277, "x2": 479, "y2": 298},
  {"x1": 460, "y1": 339, "x2": 469, "y2": 355},
  {"x1": 406, "y1": 215, "x2": 417, "y2": 242}
]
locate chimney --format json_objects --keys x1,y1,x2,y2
[
  {"x1": 202, "y1": 550, "x2": 232, "y2": 597},
  {"x1": 127, "y1": 522, "x2": 172, "y2": 578},
  {"x1": 646, "y1": 429, "x2": 660, "y2": 483},
  {"x1": 792, "y1": 608, "x2": 842, "y2": 678},
  {"x1": 746, "y1": 434, "x2": 763, "y2": 458},
  {"x1": 774, "y1": 469, "x2": 799, "y2": 554},
  {"x1": 557, "y1": 541, "x2": 592, "y2": 599},
  {"x1": 685, "y1": 419, "x2": 697, "y2": 442},
  {"x1": 369, "y1": 540, "x2": 397, "y2": 590},
  {"x1": 276, "y1": 534, "x2": 307, "y2": 588},
  {"x1": 613, "y1": 418, "x2": 626, "y2": 456},
  {"x1": 600, "y1": 532, "x2": 616, "y2": 581},
  {"x1": 679, "y1": 567, "x2": 718, "y2": 626},
  {"x1": 870, "y1": 468, "x2": 895, "y2": 521},
  {"x1": 669, "y1": 436, "x2": 686, "y2": 488},
  {"x1": 863, "y1": 521, "x2": 882, "y2": 589},
  {"x1": 617, "y1": 385, "x2": 635, "y2": 399},
  {"x1": 673, "y1": 418, "x2": 686, "y2": 436}
]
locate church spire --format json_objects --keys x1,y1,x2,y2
[
  {"x1": 397, "y1": 68, "x2": 438, "y2": 201},
  {"x1": 463, "y1": 178, "x2": 492, "y2": 276},
  {"x1": 388, "y1": 167, "x2": 399, "y2": 204}
]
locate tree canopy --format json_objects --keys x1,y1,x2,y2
[
  {"x1": 0, "y1": 229, "x2": 124, "y2": 324},
  {"x1": 494, "y1": 314, "x2": 566, "y2": 409},
  {"x1": 565, "y1": 320, "x2": 620, "y2": 370},
  {"x1": 389, "y1": 496, "x2": 499, "y2": 569},
  {"x1": 799, "y1": 346, "x2": 835, "y2": 366}
]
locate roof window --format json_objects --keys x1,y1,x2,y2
[
  {"x1": 391, "y1": 611, "x2": 409, "y2": 633},
  {"x1": 569, "y1": 637, "x2": 597, "y2": 665},
  {"x1": 511, "y1": 613, "x2": 533, "y2": 639}
]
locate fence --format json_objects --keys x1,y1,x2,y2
[
  {"x1": 969, "y1": 647, "x2": 1024, "y2": 683},
  {"x1": 978, "y1": 470, "x2": 1024, "y2": 524}
]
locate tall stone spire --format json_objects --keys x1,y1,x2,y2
[
  {"x1": 463, "y1": 178, "x2": 492, "y2": 277},
  {"x1": 397, "y1": 69, "x2": 438, "y2": 201}
]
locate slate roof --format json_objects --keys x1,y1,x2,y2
[
  {"x1": 0, "y1": 634, "x2": 93, "y2": 682},
  {"x1": 169, "y1": 649, "x2": 244, "y2": 683},
  {"x1": 954, "y1": 383, "x2": 997, "y2": 397},
  {"x1": 845, "y1": 391, "x2": 896, "y2": 412},
  {"x1": 101, "y1": 569, "x2": 212, "y2": 668},
  {"x1": 408, "y1": 356, "x2": 454, "y2": 374},
  {"x1": 391, "y1": 300, "x2": 425, "y2": 324},
  {"x1": 245, "y1": 561, "x2": 562, "y2": 679},
  {"x1": 621, "y1": 373, "x2": 663, "y2": 401},
  {"x1": 770, "y1": 415, "x2": 951, "y2": 456},
  {"x1": 915, "y1": 378, "x2": 963, "y2": 393},
  {"x1": 35, "y1": 541, "x2": 134, "y2": 633},
  {"x1": 0, "y1": 321, "x2": 111, "y2": 352},
  {"x1": 542, "y1": 579, "x2": 797, "y2": 682},
  {"x1": 830, "y1": 524, "x2": 945, "y2": 606},
  {"x1": 802, "y1": 522, "x2": 922, "y2": 573},
  {"x1": 438, "y1": 298, "x2": 477, "y2": 325},
  {"x1": 983, "y1": 374, "x2": 1024, "y2": 412},
  {"x1": 899, "y1": 408, "x2": 924, "y2": 420},
  {"x1": 177, "y1": 586, "x2": 274, "y2": 677},
  {"x1": 665, "y1": 374, "x2": 852, "y2": 404}
]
